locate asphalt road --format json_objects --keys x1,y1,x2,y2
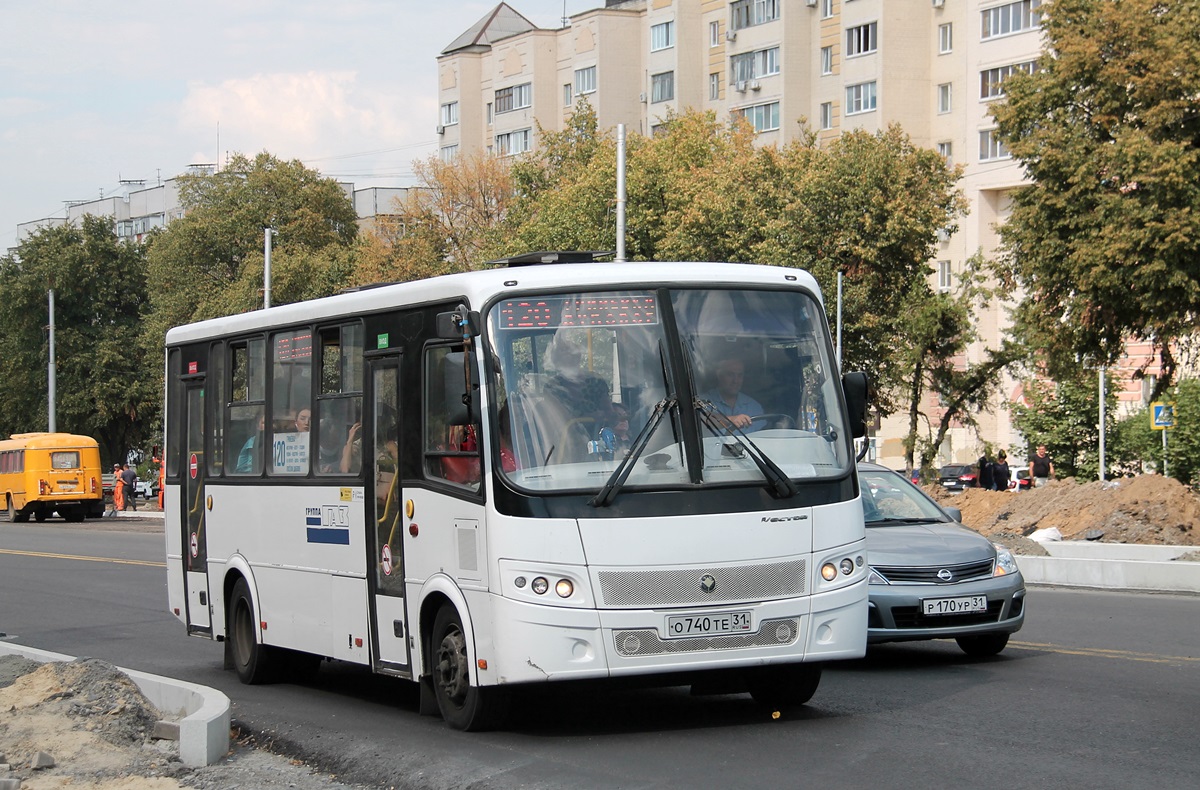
[{"x1": 2, "y1": 517, "x2": 1198, "y2": 790}]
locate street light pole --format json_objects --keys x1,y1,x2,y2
[
  {"x1": 48, "y1": 289, "x2": 57, "y2": 432},
  {"x1": 263, "y1": 228, "x2": 277, "y2": 309},
  {"x1": 1098, "y1": 366, "x2": 1106, "y2": 482}
]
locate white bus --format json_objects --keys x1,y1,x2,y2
[{"x1": 164, "y1": 255, "x2": 870, "y2": 730}]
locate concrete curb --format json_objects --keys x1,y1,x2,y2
[
  {"x1": 0, "y1": 642, "x2": 230, "y2": 766},
  {"x1": 1018, "y1": 542, "x2": 1200, "y2": 593}
]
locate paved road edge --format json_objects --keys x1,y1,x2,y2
[{"x1": 0, "y1": 641, "x2": 230, "y2": 766}]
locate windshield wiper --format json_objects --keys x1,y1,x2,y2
[
  {"x1": 866, "y1": 516, "x2": 943, "y2": 525},
  {"x1": 589, "y1": 396, "x2": 677, "y2": 508},
  {"x1": 695, "y1": 400, "x2": 798, "y2": 499}
]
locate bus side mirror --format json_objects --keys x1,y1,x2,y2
[
  {"x1": 444, "y1": 352, "x2": 480, "y2": 426},
  {"x1": 842, "y1": 371, "x2": 868, "y2": 439},
  {"x1": 436, "y1": 307, "x2": 481, "y2": 340}
]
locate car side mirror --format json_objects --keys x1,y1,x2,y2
[
  {"x1": 944, "y1": 506, "x2": 962, "y2": 522},
  {"x1": 842, "y1": 371, "x2": 868, "y2": 439}
]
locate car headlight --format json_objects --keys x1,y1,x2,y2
[
  {"x1": 993, "y1": 544, "x2": 1020, "y2": 577},
  {"x1": 868, "y1": 567, "x2": 888, "y2": 585}
]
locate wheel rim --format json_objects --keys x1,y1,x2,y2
[{"x1": 435, "y1": 623, "x2": 470, "y2": 708}]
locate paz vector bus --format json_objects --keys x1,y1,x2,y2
[{"x1": 163, "y1": 254, "x2": 869, "y2": 730}]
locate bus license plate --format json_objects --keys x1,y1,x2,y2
[
  {"x1": 665, "y1": 610, "x2": 751, "y2": 639},
  {"x1": 922, "y1": 595, "x2": 987, "y2": 616}
]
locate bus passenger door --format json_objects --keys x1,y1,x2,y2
[
  {"x1": 366, "y1": 355, "x2": 410, "y2": 671},
  {"x1": 182, "y1": 382, "x2": 212, "y2": 633}
]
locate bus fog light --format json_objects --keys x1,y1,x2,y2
[
  {"x1": 514, "y1": 576, "x2": 527, "y2": 589},
  {"x1": 531, "y1": 576, "x2": 549, "y2": 595},
  {"x1": 840, "y1": 558, "x2": 854, "y2": 575},
  {"x1": 555, "y1": 579, "x2": 574, "y2": 598},
  {"x1": 821, "y1": 563, "x2": 838, "y2": 581}
]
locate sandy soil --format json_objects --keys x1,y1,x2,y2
[
  {"x1": 924, "y1": 473, "x2": 1200, "y2": 552},
  {"x1": 0, "y1": 657, "x2": 363, "y2": 790}
]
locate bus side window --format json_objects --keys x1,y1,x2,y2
[
  {"x1": 315, "y1": 323, "x2": 363, "y2": 476},
  {"x1": 270, "y1": 329, "x2": 313, "y2": 475},
  {"x1": 425, "y1": 345, "x2": 481, "y2": 490},
  {"x1": 226, "y1": 339, "x2": 267, "y2": 476}
]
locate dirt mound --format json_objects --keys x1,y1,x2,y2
[{"x1": 926, "y1": 474, "x2": 1200, "y2": 547}]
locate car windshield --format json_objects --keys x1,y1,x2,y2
[
  {"x1": 488, "y1": 286, "x2": 851, "y2": 494},
  {"x1": 860, "y1": 467, "x2": 950, "y2": 525}
]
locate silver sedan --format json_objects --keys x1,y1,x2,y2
[{"x1": 859, "y1": 462, "x2": 1026, "y2": 656}]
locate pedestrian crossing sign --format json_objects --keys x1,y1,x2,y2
[{"x1": 1151, "y1": 402, "x2": 1175, "y2": 430}]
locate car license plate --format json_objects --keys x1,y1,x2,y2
[
  {"x1": 922, "y1": 595, "x2": 987, "y2": 615},
  {"x1": 665, "y1": 610, "x2": 752, "y2": 639}
]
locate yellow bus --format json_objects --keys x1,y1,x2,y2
[{"x1": 0, "y1": 432, "x2": 105, "y2": 522}]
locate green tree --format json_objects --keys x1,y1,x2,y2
[
  {"x1": 0, "y1": 217, "x2": 155, "y2": 464},
  {"x1": 992, "y1": 0, "x2": 1200, "y2": 391},
  {"x1": 145, "y1": 151, "x2": 358, "y2": 338},
  {"x1": 1009, "y1": 368, "x2": 1119, "y2": 480}
]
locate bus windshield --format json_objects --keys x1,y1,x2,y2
[{"x1": 489, "y1": 286, "x2": 851, "y2": 493}]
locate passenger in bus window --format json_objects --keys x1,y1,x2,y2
[
  {"x1": 293, "y1": 408, "x2": 311, "y2": 432},
  {"x1": 339, "y1": 421, "x2": 362, "y2": 474},
  {"x1": 236, "y1": 415, "x2": 265, "y2": 473},
  {"x1": 701, "y1": 357, "x2": 763, "y2": 431}
]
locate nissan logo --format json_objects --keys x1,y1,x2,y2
[
  {"x1": 937, "y1": 568, "x2": 953, "y2": 582},
  {"x1": 699, "y1": 574, "x2": 717, "y2": 593}
]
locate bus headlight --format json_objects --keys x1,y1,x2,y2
[
  {"x1": 821, "y1": 563, "x2": 838, "y2": 581},
  {"x1": 555, "y1": 579, "x2": 574, "y2": 598},
  {"x1": 531, "y1": 576, "x2": 549, "y2": 595}
]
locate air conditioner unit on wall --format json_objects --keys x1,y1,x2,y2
[
  {"x1": 726, "y1": 30, "x2": 737, "y2": 42},
  {"x1": 639, "y1": 92, "x2": 647, "y2": 103},
  {"x1": 749, "y1": 80, "x2": 761, "y2": 91},
  {"x1": 932, "y1": 0, "x2": 945, "y2": 7},
  {"x1": 735, "y1": 80, "x2": 747, "y2": 92},
  {"x1": 806, "y1": 0, "x2": 818, "y2": 7},
  {"x1": 436, "y1": 124, "x2": 445, "y2": 135}
]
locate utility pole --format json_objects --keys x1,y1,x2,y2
[
  {"x1": 264, "y1": 228, "x2": 277, "y2": 308},
  {"x1": 48, "y1": 289, "x2": 57, "y2": 432}
]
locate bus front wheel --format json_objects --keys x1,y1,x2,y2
[
  {"x1": 430, "y1": 604, "x2": 507, "y2": 731},
  {"x1": 747, "y1": 663, "x2": 822, "y2": 708},
  {"x1": 228, "y1": 578, "x2": 277, "y2": 684}
]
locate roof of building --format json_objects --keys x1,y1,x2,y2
[{"x1": 441, "y1": 3, "x2": 539, "y2": 54}]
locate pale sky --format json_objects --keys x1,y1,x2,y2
[{"x1": 0, "y1": 0, "x2": 597, "y2": 252}]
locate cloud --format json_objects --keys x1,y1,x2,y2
[{"x1": 177, "y1": 71, "x2": 433, "y2": 173}]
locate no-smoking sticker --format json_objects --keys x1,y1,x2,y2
[
  {"x1": 381, "y1": 545, "x2": 392, "y2": 575},
  {"x1": 190, "y1": 532, "x2": 199, "y2": 558},
  {"x1": 189, "y1": 453, "x2": 198, "y2": 479}
]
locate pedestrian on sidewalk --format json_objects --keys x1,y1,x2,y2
[
  {"x1": 110, "y1": 463, "x2": 125, "y2": 513},
  {"x1": 992, "y1": 450, "x2": 1011, "y2": 491},
  {"x1": 119, "y1": 463, "x2": 138, "y2": 511}
]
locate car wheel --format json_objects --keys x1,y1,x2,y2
[
  {"x1": 955, "y1": 633, "x2": 1009, "y2": 657},
  {"x1": 747, "y1": 664, "x2": 822, "y2": 707},
  {"x1": 228, "y1": 578, "x2": 278, "y2": 684},
  {"x1": 430, "y1": 604, "x2": 507, "y2": 731}
]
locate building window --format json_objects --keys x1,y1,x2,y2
[
  {"x1": 651, "y1": 71, "x2": 675, "y2": 103},
  {"x1": 846, "y1": 22, "x2": 878, "y2": 57},
  {"x1": 937, "y1": 141, "x2": 953, "y2": 164},
  {"x1": 709, "y1": 72, "x2": 721, "y2": 100},
  {"x1": 710, "y1": 20, "x2": 720, "y2": 47},
  {"x1": 495, "y1": 83, "x2": 531, "y2": 114},
  {"x1": 563, "y1": 84, "x2": 572, "y2": 106},
  {"x1": 938, "y1": 83, "x2": 952, "y2": 114},
  {"x1": 938, "y1": 260, "x2": 952, "y2": 292},
  {"x1": 495, "y1": 128, "x2": 532, "y2": 156},
  {"x1": 981, "y1": 0, "x2": 1042, "y2": 40},
  {"x1": 651, "y1": 20, "x2": 675, "y2": 51},
  {"x1": 440, "y1": 102, "x2": 459, "y2": 127},
  {"x1": 440, "y1": 145, "x2": 459, "y2": 162},
  {"x1": 735, "y1": 101, "x2": 780, "y2": 133},
  {"x1": 979, "y1": 129, "x2": 1010, "y2": 161},
  {"x1": 820, "y1": 102, "x2": 834, "y2": 130},
  {"x1": 845, "y1": 81, "x2": 877, "y2": 115},
  {"x1": 939, "y1": 22, "x2": 953, "y2": 53},
  {"x1": 731, "y1": 0, "x2": 780, "y2": 32},
  {"x1": 575, "y1": 66, "x2": 596, "y2": 95},
  {"x1": 486, "y1": 103, "x2": 493, "y2": 125},
  {"x1": 980, "y1": 61, "x2": 1037, "y2": 99},
  {"x1": 821, "y1": 45, "x2": 833, "y2": 75},
  {"x1": 731, "y1": 46, "x2": 780, "y2": 83},
  {"x1": 821, "y1": 0, "x2": 833, "y2": 20}
]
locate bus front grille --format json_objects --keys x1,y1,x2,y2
[
  {"x1": 597, "y1": 559, "x2": 807, "y2": 607},
  {"x1": 613, "y1": 618, "x2": 800, "y2": 657}
]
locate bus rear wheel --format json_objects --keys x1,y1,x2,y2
[
  {"x1": 430, "y1": 604, "x2": 506, "y2": 731},
  {"x1": 9, "y1": 497, "x2": 29, "y2": 523},
  {"x1": 228, "y1": 578, "x2": 278, "y2": 684},
  {"x1": 747, "y1": 664, "x2": 822, "y2": 708}
]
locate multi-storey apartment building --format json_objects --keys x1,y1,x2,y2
[{"x1": 438, "y1": 0, "x2": 1160, "y2": 469}]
